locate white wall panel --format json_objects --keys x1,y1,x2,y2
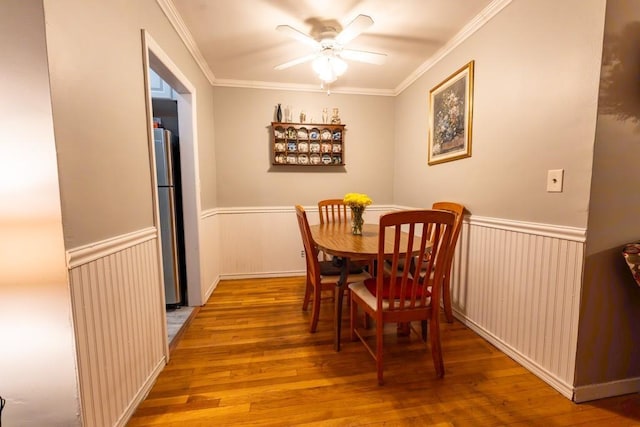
[
  {"x1": 68, "y1": 234, "x2": 165, "y2": 427},
  {"x1": 215, "y1": 206, "x2": 390, "y2": 279},
  {"x1": 200, "y1": 209, "x2": 221, "y2": 302},
  {"x1": 451, "y1": 216, "x2": 585, "y2": 398}
]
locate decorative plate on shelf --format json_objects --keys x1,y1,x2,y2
[
  {"x1": 297, "y1": 128, "x2": 308, "y2": 139},
  {"x1": 333, "y1": 130, "x2": 342, "y2": 140},
  {"x1": 287, "y1": 128, "x2": 297, "y2": 139},
  {"x1": 274, "y1": 153, "x2": 286, "y2": 164},
  {"x1": 298, "y1": 154, "x2": 309, "y2": 164},
  {"x1": 309, "y1": 129, "x2": 320, "y2": 140},
  {"x1": 287, "y1": 154, "x2": 298, "y2": 164},
  {"x1": 309, "y1": 142, "x2": 321, "y2": 153},
  {"x1": 332, "y1": 155, "x2": 342, "y2": 164},
  {"x1": 321, "y1": 143, "x2": 332, "y2": 153},
  {"x1": 321, "y1": 154, "x2": 332, "y2": 164},
  {"x1": 332, "y1": 144, "x2": 342, "y2": 153},
  {"x1": 310, "y1": 153, "x2": 321, "y2": 165},
  {"x1": 298, "y1": 142, "x2": 309, "y2": 153},
  {"x1": 321, "y1": 129, "x2": 332, "y2": 140},
  {"x1": 274, "y1": 129, "x2": 285, "y2": 139},
  {"x1": 287, "y1": 142, "x2": 297, "y2": 152},
  {"x1": 275, "y1": 142, "x2": 286, "y2": 152}
]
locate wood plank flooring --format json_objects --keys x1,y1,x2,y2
[{"x1": 128, "y1": 277, "x2": 640, "y2": 426}]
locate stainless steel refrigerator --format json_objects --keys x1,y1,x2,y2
[{"x1": 154, "y1": 128, "x2": 184, "y2": 306}]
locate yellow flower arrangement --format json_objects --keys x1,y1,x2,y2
[
  {"x1": 343, "y1": 193, "x2": 373, "y2": 207},
  {"x1": 343, "y1": 193, "x2": 372, "y2": 235}
]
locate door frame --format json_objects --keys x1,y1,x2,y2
[{"x1": 141, "y1": 29, "x2": 203, "y2": 356}]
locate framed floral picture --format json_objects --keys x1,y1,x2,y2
[{"x1": 428, "y1": 60, "x2": 474, "y2": 165}]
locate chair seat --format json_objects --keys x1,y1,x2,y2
[
  {"x1": 321, "y1": 271, "x2": 371, "y2": 285},
  {"x1": 349, "y1": 278, "x2": 432, "y2": 311}
]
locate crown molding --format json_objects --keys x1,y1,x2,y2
[
  {"x1": 394, "y1": 0, "x2": 512, "y2": 95},
  {"x1": 212, "y1": 78, "x2": 395, "y2": 96},
  {"x1": 155, "y1": 0, "x2": 216, "y2": 85}
]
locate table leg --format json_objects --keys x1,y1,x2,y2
[{"x1": 334, "y1": 257, "x2": 349, "y2": 352}]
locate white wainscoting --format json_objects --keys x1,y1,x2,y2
[
  {"x1": 67, "y1": 228, "x2": 166, "y2": 427},
  {"x1": 451, "y1": 216, "x2": 586, "y2": 399},
  {"x1": 201, "y1": 209, "x2": 221, "y2": 302},
  {"x1": 215, "y1": 205, "x2": 390, "y2": 279}
]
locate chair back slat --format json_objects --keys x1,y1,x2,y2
[
  {"x1": 376, "y1": 210, "x2": 455, "y2": 313},
  {"x1": 318, "y1": 199, "x2": 349, "y2": 224}
]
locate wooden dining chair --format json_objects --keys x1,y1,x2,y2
[
  {"x1": 385, "y1": 201, "x2": 465, "y2": 323},
  {"x1": 348, "y1": 209, "x2": 455, "y2": 384},
  {"x1": 318, "y1": 198, "x2": 374, "y2": 274},
  {"x1": 317, "y1": 199, "x2": 349, "y2": 262},
  {"x1": 431, "y1": 201, "x2": 465, "y2": 323},
  {"x1": 318, "y1": 198, "x2": 349, "y2": 225},
  {"x1": 295, "y1": 205, "x2": 370, "y2": 333}
]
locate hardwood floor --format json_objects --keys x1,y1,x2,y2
[{"x1": 128, "y1": 277, "x2": 640, "y2": 426}]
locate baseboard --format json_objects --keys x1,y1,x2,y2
[
  {"x1": 573, "y1": 378, "x2": 640, "y2": 403},
  {"x1": 204, "y1": 276, "x2": 220, "y2": 302},
  {"x1": 453, "y1": 310, "x2": 575, "y2": 400},
  {"x1": 219, "y1": 270, "x2": 306, "y2": 280},
  {"x1": 116, "y1": 358, "x2": 166, "y2": 427}
]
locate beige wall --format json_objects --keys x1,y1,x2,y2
[
  {"x1": 0, "y1": 0, "x2": 218, "y2": 424},
  {"x1": 394, "y1": 0, "x2": 604, "y2": 227},
  {"x1": 43, "y1": 0, "x2": 217, "y2": 249},
  {"x1": 212, "y1": 87, "x2": 395, "y2": 207},
  {"x1": 0, "y1": 1, "x2": 80, "y2": 425},
  {"x1": 578, "y1": 0, "x2": 640, "y2": 386}
]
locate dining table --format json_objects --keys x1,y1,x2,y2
[{"x1": 309, "y1": 221, "x2": 425, "y2": 351}]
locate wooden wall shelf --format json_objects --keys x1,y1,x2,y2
[{"x1": 272, "y1": 122, "x2": 345, "y2": 166}]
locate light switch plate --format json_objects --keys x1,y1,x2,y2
[{"x1": 547, "y1": 169, "x2": 564, "y2": 192}]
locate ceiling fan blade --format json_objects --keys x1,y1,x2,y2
[
  {"x1": 276, "y1": 25, "x2": 320, "y2": 49},
  {"x1": 274, "y1": 53, "x2": 318, "y2": 70},
  {"x1": 340, "y1": 49, "x2": 387, "y2": 65},
  {"x1": 335, "y1": 14, "x2": 374, "y2": 45}
]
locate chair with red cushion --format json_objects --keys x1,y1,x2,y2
[
  {"x1": 348, "y1": 209, "x2": 455, "y2": 384},
  {"x1": 295, "y1": 205, "x2": 371, "y2": 333},
  {"x1": 385, "y1": 201, "x2": 465, "y2": 323}
]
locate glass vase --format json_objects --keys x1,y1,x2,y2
[{"x1": 351, "y1": 207, "x2": 364, "y2": 235}]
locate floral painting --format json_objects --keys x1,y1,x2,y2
[{"x1": 428, "y1": 61, "x2": 474, "y2": 165}]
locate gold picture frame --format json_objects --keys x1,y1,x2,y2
[{"x1": 428, "y1": 60, "x2": 474, "y2": 165}]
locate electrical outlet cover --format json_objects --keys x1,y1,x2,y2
[{"x1": 547, "y1": 169, "x2": 564, "y2": 192}]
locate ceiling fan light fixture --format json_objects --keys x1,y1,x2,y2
[
  {"x1": 275, "y1": 14, "x2": 381, "y2": 86},
  {"x1": 312, "y1": 55, "x2": 347, "y2": 84}
]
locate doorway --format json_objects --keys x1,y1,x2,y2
[{"x1": 142, "y1": 30, "x2": 203, "y2": 356}]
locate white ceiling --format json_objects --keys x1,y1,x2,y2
[{"x1": 165, "y1": 0, "x2": 503, "y2": 95}]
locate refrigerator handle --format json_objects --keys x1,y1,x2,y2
[
  {"x1": 168, "y1": 189, "x2": 180, "y2": 292},
  {"x1": 164, "y1": 130, "x2": 174, "y2": 186}
]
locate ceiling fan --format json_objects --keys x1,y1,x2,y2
[{"x1": 274, "y1": 14, "x2": 387, "y2": 85}]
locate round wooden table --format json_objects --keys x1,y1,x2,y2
[{"x1": 309, "y1": 222, "x2": 424, "y2": 350}]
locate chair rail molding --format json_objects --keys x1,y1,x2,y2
[{"x1": 66, "y1": 226, "x2": 157, "y2": 269}]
